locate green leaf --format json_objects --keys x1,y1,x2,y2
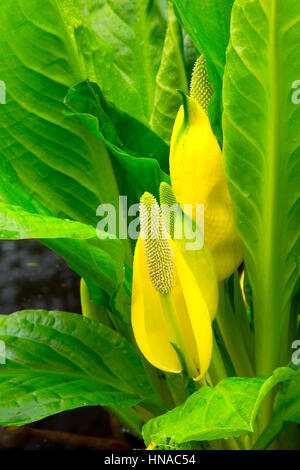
[
  {"x1": 182, "y1": 31, "x2": 198, "y2": 82},
  {"x1": 0, "y1": 310, "x2": 153, "y2": 426},
  {"x1": 109, "y1": 266, "x2": 132, "y2": 325},
  {"x1": 65, "y1": 81, "x2": 169, "y2": 173},
  {"x1": 223, "y1": 0, "x2": 300, "y2": 375},
  {"x1": 173, "y1": 0, "x2": 235, "y2": 141},
  {"x1": 0, "y1": 201, "x2": 98, "y2": 240},
  {"x1": 143, "y1": 367, "x2": 294, "y2": 445},
  {"x1": 80, "y1": 277, "x2": 131, "y2": 342},
  {"x1": 150, "y1": 1, "x2": 188, "y2": 144},
  {"x1": 0, "y1": 0, "x2": 120, "y2": 227},
  {"x1": 254, "y1": 366, "x2": 300, "y2": 449},
  {"x1": 73, "y1": 0, "x2": 168, "y2": 124},
  {"x1": 65, "y1": 81, "x2": 170, "y2": 205},
  {"x1": 2, "y1": 171, "x2": 125, "y2": 300},
  {"x1": 0, "y1": 1, "x2": 132, "y2": 294},
  {"x1": 80, "y1": 278, "x2": 112, "y2": 327}
]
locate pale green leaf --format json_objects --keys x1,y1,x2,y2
[{"x1": 223, "y1": 0, "x2": 300, "y2": 375}]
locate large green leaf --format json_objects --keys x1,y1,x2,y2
[
  {"x1": 0, "y1": 0, "x2": 168, "y2": 271},
  {"x1": 143, "y1": 367, "x2": 294, "y2": 445},
  {"x1": 254, "y1": 365, "x2": 300, "y2": 449},
  {"x1": 0, "y1": 0, "x2": 132, "y2": 295},
  {"x1": 173, "y1": 0, "x2": 235, "y2": 141},
  {"x1": 0, "y1": 310, "x2": 153, "y2": 426},
  {"x1": 223, "y1": 0, "x2": 300, "y2": 375},
  {"x1": 0, "y1": 0, "x2": 120, "y2": 226},
  {"x1": 150, "y1": 1, "x2": 188, "y2": 144},
  {"x1": 74, "y1": 0, "x2": 167, "y2": 124}
]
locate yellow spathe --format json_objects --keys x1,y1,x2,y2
[
  {"x1": 173, "y1": 214, "x2": 218, "y2": 320},
  {"x1": 131, "y1": 236, "x2": 213, "y2": 381},
  {"x1": 159, "y1": 181, "x2": 218, "y2": 319},
  {"x1": 170, "y1": 96, "x2": 243, "y2": 280}
]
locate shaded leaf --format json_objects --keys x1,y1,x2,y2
[
  {"x1": 65, "y1": 81, "x2": 170, "y2": 206},
  {"x1": 65, "y1": 81, "x2": 169, "y2": 173}
]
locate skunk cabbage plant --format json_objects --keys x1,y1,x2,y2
[{"x1": 0, "y1": 0, "x2": 299, "y2": 451}]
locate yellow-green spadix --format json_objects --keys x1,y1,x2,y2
[{"x1": 131, "y1": 192, "x2": 213, "y2": 380}]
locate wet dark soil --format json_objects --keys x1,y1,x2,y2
[{"x1": 0, "y1": 240, "x2": 81, "y2": 316}]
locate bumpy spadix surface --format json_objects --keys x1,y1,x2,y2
[
  {"x1": 190, "y1": 54, "x2": 213, "y2": 112},
  {"x1": 140, "y1": 193, "x2": 174, "y2": 294}
]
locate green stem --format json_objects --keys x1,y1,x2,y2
[
  {"x1": 208, "y1": 336, "x2": 228, "y2": 385},
  {"x1": 224, "y1": 437, "x2": 240, "y2": 450},
  {"x1": 165, "y1": 372, "x2": 188, "y2": 407},
  {"x1": 106, "y1": 406, "x2": 145, "y2": 437},
  {"x1": 217, "y1": 281, "x2": 254, "y2": 377},
  {"x1": 253, "y1": 415, "x2": 300, "y2": 450},
  {"x1": 141, "y1": 358, "x2": 174, "y2": 410}
]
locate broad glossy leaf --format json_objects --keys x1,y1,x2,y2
[
  {"x1": 75, "y1": 0, "x2": 167, "y2": 124},
  {"x1": 109, "y1": 265, "x2": 132, "y2": 325},
  {"x1": 0, "y1": 310, "x2": 153, "y2": 426},
  {"x1": 223, "y1": 0, "x2": 300, "y2": 375},
  {"x1": 143, "y1": 367, "x2": 294, "y2": 445},
  {"x1": 150, "y1": 2, "x2": 188, "y2": 144},
  {"x1": 173, "y1": 0, "x2": 234, "y2": 141},
  {"x1": 0, "y1": 1, "x2": 131, "y2": 295},
  {"x1": 0, "y1": 0, "x2": 120, "y2": 226}
]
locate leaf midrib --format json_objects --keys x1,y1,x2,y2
[
  {"x1": 255, "y1": 0, "x2": 289, "y2": 375},
  {"x1": 264, "y1": 0, "x2": 280, "y2": 286}
]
